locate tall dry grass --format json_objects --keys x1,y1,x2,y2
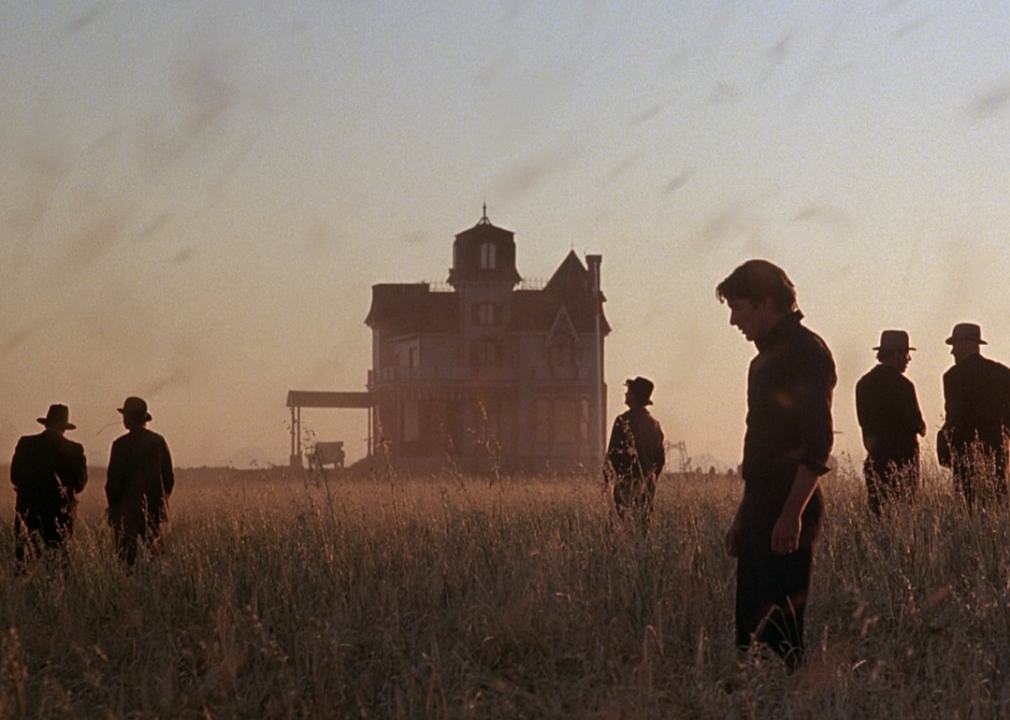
[{"x1": 0, "y1": 459, "x2": 1007, "y2": 718}]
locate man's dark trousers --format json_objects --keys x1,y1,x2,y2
[{"x1": 735, "y1": 481, "x2": 823, "y2": 671}]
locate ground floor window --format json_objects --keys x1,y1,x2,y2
[{"x1": 535, "y1": 396, "x2": 590, "y2": 445}]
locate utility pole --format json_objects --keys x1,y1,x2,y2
[{"x1": 586, "y1": 254, "x2": 605, "y2": 467}]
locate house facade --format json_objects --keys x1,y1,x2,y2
[{"x1": 364, "y1": 211, "x2": 610, "y2": 474}]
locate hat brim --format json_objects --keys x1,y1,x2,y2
[
  {"x1": 37, "y1": 418, "x2": 76, "y2": 430},
  {"x1": 873, "y1": 345, "x2": 916, "y2": 351},
  {"x1": 117, "y1": 408, "x2": 152, "y2": 422},
  {"x1": 945, "y1": 337, "x2": 986, "y2": 345}
]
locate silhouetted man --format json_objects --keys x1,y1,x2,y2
[
  {"x1": 938, "y1": 323, "x2": 1010, "y2": 507},
  {"x1": 10, "y1": 404, "x2": 88, "y2": 564},
  {"x1": 106, "y1": 397, "x2": 175, "y2": 565},
  {"x1": 855, "y1": 330, "x2": 926, "y2": 515},
  {"x1": 717, "y1": 259, "x2": 836, "y2": 671},
  {"x1": 605, "y1": 377, "x2": 665, "y2": 532}
]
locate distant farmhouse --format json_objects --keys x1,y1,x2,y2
[{"x1": 362, "y1": 209, "x2": 610, "y2": 474}]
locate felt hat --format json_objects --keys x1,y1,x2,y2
[
  {"x1": 945, "y1": 323, "x2": 986, "y2": 345},
  {"x1": 37, "y1": 404, "x2": 76, "y2": 430},
  {"x1": 873, "y1": 330, "x2": 915, "y2": 352},
  {"x1": 624, "y1": 376, "x2": 655, "y2": 406},
  {"x1": 117, "y1": 396, "x2": 152, "y2": 423}
]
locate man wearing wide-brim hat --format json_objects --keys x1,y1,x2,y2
[
  {"x1": 9, "y1": 404, "x2": 88, "y2": 564},
  {"x1": 855, "y1": 330, "x2": 926, "y2": 515},
  {"x1": 105, "y1": 397, "x2": 175, "y2": 566},
  {"x1": 604, "y1": 376, "x2": 665, "y2": 533},
  {"x1": 938, "y1": 323, "x2": 1010, "y2": 507}
]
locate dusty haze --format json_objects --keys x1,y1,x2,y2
[{"x1": 2, "y1": 1, "x2": 1008, "y2": 469}]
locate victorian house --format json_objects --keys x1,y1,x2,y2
[{"x1": 364, "y1": 210, "x2": 610, "y2": 473}]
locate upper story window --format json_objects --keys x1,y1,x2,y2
[
  {"x1": 549, "y1": 335, "x2": 575, "y2": 367},
  {"x1": 480, "y1": 242, "x2": 496, "y2": 270},
  {"x1": 476, "y1": 302, "x2": 497, "y2": 326}
]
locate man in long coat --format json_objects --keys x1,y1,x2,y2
[
  {"x1": 10, "y1": 404, "x2": 88, "y2": 563},
  {"x1": 717, "y1": 259, "x2": 836, "y2": 671},
  {"x1": 938, "y1": 323, "x2": 1010, "y2": 507},
  {"x1": 604, "y1": 376, "x2": 666, "y2": 532},
  {"x1": 855, "y1": 330, "x2": 926, "y2": 515},
  {"x1": 106, "y1": 397, "x2": 175, "y2": 565}
]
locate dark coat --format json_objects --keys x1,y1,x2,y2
[
  {"x1": 855, "y1": 364, "x2": 925, "y2": 468},
  {"x1": 106, "y1": 427, "x2": 174, "y2": 529},
  {"x1": 605, "y1": 407, "x2": 665, "y2": 484},
  {"x1": 10, "y1": 430, "x2": 88, "y2": 517},
  {"x1": 939, "y1": 353, "x2": 1010, "y2": 469}
]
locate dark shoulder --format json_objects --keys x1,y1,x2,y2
[
  {"x1": 15, "y1": 432, "x2": 42, "y2": 450},
  {"x1": 984, "y1": 356, "x2": 1010, "y2": 377},
  {"x1": 795, "y1": 323, "x2": 833, "y2": 361},
  {"x1": 856, "y1": 365, "x2": 880, "y2": 388},
  {"x1": 792, "y1": 323, "x2": 836, "y2": 382},
  {"x1": 141, "y1": 428, "x2": 169, "y2": 447}
]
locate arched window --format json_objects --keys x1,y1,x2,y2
[{"x1": 480, "y1": 242, "x2": 497, "y2": 270}]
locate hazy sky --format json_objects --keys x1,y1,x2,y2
[{"x1": 3, "y1": 1, "x2": 1010, "y2": 469}]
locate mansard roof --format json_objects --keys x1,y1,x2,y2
[
  {"x1": 364, "y1": 283, "x2": 457, "y2": 335},
  {"x1": 365, "y1": 252, "x2": 609, "y2": 337}
]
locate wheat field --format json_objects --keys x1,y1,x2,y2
[{"x1": 0, "y1": 458, "x2": 1006, "y2": 718}]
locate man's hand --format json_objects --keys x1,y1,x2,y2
[
  {"x1": 725, "y1": 516, "x2": 742, "y2": 557},
  {"x1": 771, "y1": 511, "x2": 801, "y2": 555}
]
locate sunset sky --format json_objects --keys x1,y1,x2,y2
[{"x1": 3, "y1": 1, "x2": 1010, "y2": 470}]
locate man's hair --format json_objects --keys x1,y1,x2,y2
[
  {"x1": 876, "y1": 348, "x2": 903, "y2": 363},
  {"x1": 715, "y1": 259, "x2": 797, "y2": 313}
]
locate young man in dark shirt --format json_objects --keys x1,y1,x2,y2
[
  {"x1": 717, "y1": 259, "x2": 836, "y2": 670},
  {"x1": 855, "y1": 330, "x2": 926, "y2": 515}
]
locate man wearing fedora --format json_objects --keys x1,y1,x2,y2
[
  {"x1": 938, "y1": 323, "x2": 1010, "y2": 507},
  {"x1": 716, "y1": 259, "x2": 836, "y2": 671},
  {"x1": 604, "y1": 376, "x2": 666, "y2": 532},
  {"x1": 855, "y1": 330, "x2": 927, "y2": 515},
  {"x1": 106, "y1": 397, "x2": 175, "y2": 565},
  {"x1": 9, "y1": 404, "x2": 88, "y2": 563}
]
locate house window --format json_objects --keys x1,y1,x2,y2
[
  {"x1": 534, "y1": 399, "x2": 550, "y2": 443},
  {"x1": 480, "y1": 242, "x2": 496, "y2": 270},
  {"x1": 554, "y1": 398, "x2": 578, "y2": 444},
  {"x1": 476, "y1": 302, "x2": 497, "y2": 326},
  {"x1": 550, "y1": 341, "x2": 574, "y2": 367}
]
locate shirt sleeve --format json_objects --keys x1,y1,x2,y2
[
  {"x1": 798, "y1": 340, "x2": 837, "y2": 476},
  {"x1": 106, "y1": 440, "x2": 126, "y2": 507},
  {"x1": 160, "y1": 437, "x2": 175, "y2": 497},
  {"x1": 9, "y1": 438, "x2": 26, "y2": 491}
]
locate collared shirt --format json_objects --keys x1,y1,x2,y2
[
  {"x1": 855, "y1": 363, "x2": 924, "y2": 466},
  {"x1": 741, "y1": 311, "x2": 836, "y2": 489}
]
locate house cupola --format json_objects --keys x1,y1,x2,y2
[{"x1": 448, "y1": 205, "x2": 522, "y2": 288}]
